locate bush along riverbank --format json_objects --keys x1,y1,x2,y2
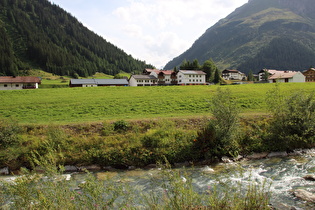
[{"x1": 1, "y1": 84, "x2": 315, "y2": 173}]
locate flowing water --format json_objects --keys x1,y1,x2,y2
[{"x1": 2, "y1": 155, "x2": 315, "y2": 209}]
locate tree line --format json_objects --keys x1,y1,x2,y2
[{"x1": 0, "y1": 0, "x2": 154, "y2": 77}]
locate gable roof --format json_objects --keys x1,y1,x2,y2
[
  {"x1": 268, "y1": 71, "x2": 299, "y2": 80},
  {"x1": 70, "y1": 79, "x2": 128, "y2": 85},
  {"x1": 0, "y1": 76, "x2": 41, "y2": 84},
  {"x1": 157, "y1": 70, "x2": 174, "y2": 75},
  {"x1": 131, "y1": 75, "x2": 158, "y2": 80},
  {"x1": 179, "y1": 70, "x2": 206, "y2": 75},
  {"x1": 222, "y1": 69, "x2": 240, "y2": 73}
]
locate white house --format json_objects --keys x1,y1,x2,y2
[
  {"x1": 0, "y1": 76, "x2": 41, "y2": 90},
  {"x1": 268, "y1": 71, "x2": 305, "y2": 83},
  {"x1": 222, "y1": 69, "x2": 246, "y2": 80},
  {"x1": 177, "y1": 70, "x2": 206, "y2": 85},
  {"x1": 149, "y1": 70, "x2": 178, "y2": 85},
  {"x1": 129, "y1": 75, "x2": 158, "y2": 86}
]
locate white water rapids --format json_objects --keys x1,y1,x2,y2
[{"x1": 1, "y1": 155, "x2": 315, "y2": 209}]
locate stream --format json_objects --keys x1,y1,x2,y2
[{"x1": 1, "y1": 154, "x2": 315, "y2": 209}]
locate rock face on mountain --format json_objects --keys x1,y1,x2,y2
[{"x1": 164, "y1": 0, "x2": 315, "y2": 74}]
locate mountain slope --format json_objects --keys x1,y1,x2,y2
[
  {"x1": 164, "y1": 0, "x2": 315, "y2": 74},
  {"x1": 0, "y1": 0, "x2": 153, "y2": 76}
]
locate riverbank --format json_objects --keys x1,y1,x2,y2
[{"x1": 0, "y1": 114, "x2": 314, "y2": 175}]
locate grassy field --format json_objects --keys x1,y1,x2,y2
[{"x1": 1, "y1": 83, "x2": 314, "y2": 124}]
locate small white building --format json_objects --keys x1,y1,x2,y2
[
  {"x1": 0, "y1": 76, "x2": 41, "y2": 90},
  {"x1": 268, "y1": 71, "x2": 305, "y2": 83},
  {"x1": 129, "y1": 75, "x2": 158, "y2": 86},
  {"x1": 177, "y1": 70, "x2": 206, "y2": 85},
  {"x1": 222, "y1": 69, "x2": 246, "y2": 80}
]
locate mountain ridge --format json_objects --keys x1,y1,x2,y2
[
  {"x1": 164, "y1": 0, "x2": 315, "y2": 74},
  {"x1": 0, "y1": 0, "x2": 153, "y2": 77}
]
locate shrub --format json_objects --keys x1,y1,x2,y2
[
  {"x1": 0, "y1": 119, "x2": 21, "y2": 149},
  {"x1": 113, "y1": 120, "x2": 129, "y2": 132},
  {"x1": 196, "y1": 88, "x2": 241, "y2": 158},
  {"x1": 266, "y1": 85, "x2": 315, "y2": 151}
]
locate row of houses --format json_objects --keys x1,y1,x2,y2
[
  {"x1": 1, "y1": 68, "x2": 314, "y2": 90},
  {"x1": 69, "y1": 69, "x2": 207, "y2": 87},
  {"x1": 222, "y1": 68, "x2": 315, "y2": 83}
]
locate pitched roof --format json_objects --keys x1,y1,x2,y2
[
  {"x1": 131, "y1": 75, "x2": 158, "y2": 80},
  {"x1": 70, "y1": 79, "x2": 128, "y2": 85},
  {"x1": 268, "y1": 71, "x2": 299, "y2": 80},
  {"x1": 179, "y1": 70, "x2": 206, "y2": 75},
  {"x1": 0, "y1": 76, "x2": 41, "y2": 84},
  {"x1": 223, "y1": 69, "x2": 239, "y2": 73},
  {"x1": 157, "y1": 70, "x2": 174, "y2": 75}
]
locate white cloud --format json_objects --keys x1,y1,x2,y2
[{"x1": 50, "y1": 0, "x2": 249, "y2": 68}]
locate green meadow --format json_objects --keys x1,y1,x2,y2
[{"x1": 1, "y1": 83, "x2": 315, "y2": 124}]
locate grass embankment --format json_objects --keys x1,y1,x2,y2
[
  {"x1": 1, "y1": 83, "x2": 314, "y2": 124},
  {"x1": 0, "y1": 82, "x2": 314, "y2": 170}
]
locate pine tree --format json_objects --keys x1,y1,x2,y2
[
  {"x1": 213, "y1": 68, "x2": 221, "y2": 84},
  {"x1": 247, "y1": 70, "x2": 254, "y2": 81}
]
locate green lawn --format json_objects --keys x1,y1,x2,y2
[{"x1": 1, "y1": 83, "x2": 314, "y2": 124}]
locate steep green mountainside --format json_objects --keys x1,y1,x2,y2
[
  {"x1": 0, "y1": 0, "x2": 153, "y2": 76},
  {"x1": 164, "y1": 0, "x2": 315, "y2": 74}
]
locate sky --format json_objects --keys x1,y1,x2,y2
[{"x1": 49, "y1": 0, "x2": 248, "y2": 69}]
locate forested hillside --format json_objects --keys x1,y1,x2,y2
[
  {"x1": 0, "y1": 0, "x2": 154, "y2": 77},
  {"x1": 164, "y1": 0, "x2": 315, "y2": 74}
]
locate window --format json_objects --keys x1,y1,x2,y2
[
  {"x1": 16, "y1": 84, "x2": 19, "y2": 87},
  {"x1": 4, "y1": 84, "x2": 7, "y2": 87}
]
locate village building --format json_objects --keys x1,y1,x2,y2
[
  {"x1": 69, "y1": 79, "x2": 128, "y2": 87},
  {"x1": 128, "y1": 75, "x2": 158, "y2": 86},
  {"x1": 303, "y1": 68, "x2": 315, "y2": 82},
  {"x1": 177, "y1": 70, "x2": 206, "y2": 85},
  {"x1": 258, "y1": 69, "x2": 281, "y2": 81},
  {"x1": 258, "y1": 69, "x2": 305, "y2": 83},
  {"x1": 0, "y1": 76, "x2": 41, "y2": 90},
  {"x1": 149, "y1": 70, "x2": 178, "y2": 85},
  {"x1": 268, "y1": 71, "x2": 305, "y2": 83},
  {"x1": 222, "y1": 69, "x2": 246, "y2": 80},
  {"x1": 132, "y1": 69, "x2": 206, "y2": 86}
]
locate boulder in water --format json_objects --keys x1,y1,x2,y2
[
  {"x1": 267, "y1": 151, "x2": 288, "y2": 158},
  {"x1": 0, "y1": 167, "x2": 9, "y2": 175},
  {"x1": 303, "y1": 175, "x2": 315, "y2": 181},
  {"x1": 293, "y1": 189, "x2": 315, "y2": 203},
  {"x1": 246, "y1": 152, "x2": 269, "y2": 160}
]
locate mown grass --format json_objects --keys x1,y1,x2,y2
[{"x1": 1, "y1": 83, "x2": 314, "y2": 124}]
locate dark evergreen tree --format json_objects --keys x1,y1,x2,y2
[
  {"x1": 213, "y1": 68, "x2": 221, "y2": 84},
  {"x1": 247, "y1": 70, "x2": 254, "y2": 81},
  {"x1": 202, "y1": 58, "x2": 218, "y2": 82}
]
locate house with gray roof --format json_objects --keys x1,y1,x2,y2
[
  {"x1": 177, "y1": 70, "x2": 206, "y2": 85},
  {"x1": 129, "y1": 75, "x2": 158, "y2": 86},
  {"x1": 69, "y1": 79, "x2": 128, "y2": 87}
]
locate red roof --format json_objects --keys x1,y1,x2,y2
[{"x1": 0, "y1": 76, "x2": 41, "y2": 84}]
